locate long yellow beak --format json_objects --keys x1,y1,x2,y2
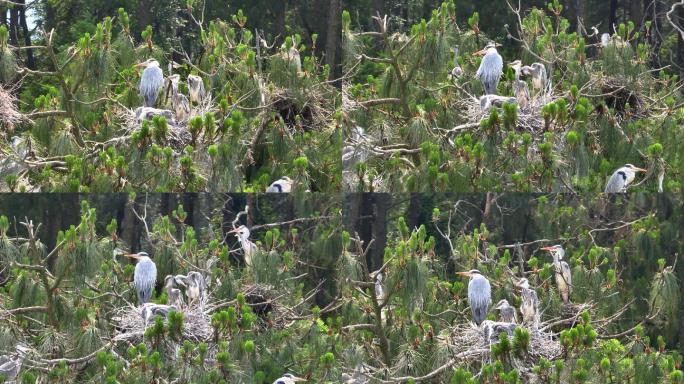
[
  {"x1": 123, "y1": 253, "x2": 141, "y2": 260},
  {"x1": 634, "y1": 167, "x2": 647, "y2": 173},
  {"x1": 473, "y1": 49, "x2": 487, "y2": 56},
  {"x1": 540, "y1": 246, "x2": 554, "y2": 251},
  {"x1": 456, "y1": 271, "x2": 471, "y2": 277}
]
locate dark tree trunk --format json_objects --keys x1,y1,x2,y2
[
  {"x1": 8, "y1": 5, "x2": 18, "y2": 46},
  {"x1": 18, "y1": 0, "x2": 34, "y2": 69},
  {"x1": 137, "y1": 0, "x2": 153, "y2": 31},
  {"x1": 679, "y1": 5, "x2": 684, "y2": 77},
  {"x1": 273, "y1": 0, "x2": 287, "y2": 47},
  {"x1": 609, "y1": 0, "x2": 619, "y2": 33},
  {"x1": 325, "y1": 0, "x2": 342, "y2": 87}
]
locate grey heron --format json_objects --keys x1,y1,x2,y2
[
  {"x1": 0, "y1": 345, "x2": 28, "y2": 383},
  {"x1": 187, "y1": 75, "x2": 206, "y2": 105},
  {"x1": 375, "y1": 272, "x2": 386, "y2": 306},
  {"x1": 541, "y1": 245, "x2": 572, "y2": 304},
  {"x1": 601, "y1": 33, "x2": 611, "y2": 47},
  {"x1": 604, "y1": 164, "x2": 647, "y2": 194},
  {"x1": 137, "y1": 59, "x2": 164, "y2": 108},
  {"x1": 479, "y1": 95, "x2": 518, "y2": 111},
  {"x1": 273, "y1": 373, "x2": 306, "y2": 384},
  {"x1": 124, "y1": 251, "x2": 157, "y2": 304},
  {"x1": 494, "y1": 299, "x2": 518, "y2": 323},
  {"x1": 515, "y1": 277, "x2": 539, "y2": 328},
  {"x1": 228, "y1": 225, "x2": 257, "y2": 266},
  {"x1": 342, "y1": 145, "x2": 368, "y2": 170},
  {"x1": 448, "y1": 46, "x2": 463, "y2": 80},
  {"x1": 508, "y1": 60, "x2": 530, "y2": 109},
  {"x1": 266, "y1": 176, "x2": 293, "y2": 193},
  {"x1": 168, "y1": 74, "x2": 191, "y2": 122},
  {"x1": 457, "y1": 269, "x2": 491, "y2": 325},
  {"x1": 520, "y1": 63, "x2": 548, "y2": 95},
  {"x1": 139, "y1": 303, "x2": 175, "y2": 326},
  {"x1": 481, "y1": 320, "x2": 517, "y2": 343},
  {"x1": 474, "y1": 42, "x2": 503, "y2": 95},
  {"x1": 164, "y1": 275, "x2": 185, "y2": 308},
  {"x1": 134, "y1": 107, "x2": 173, "y2": 122},
  {"x1": 282, "y1": 36, "x2": 302, "y2": 74},
  {"x1": 176, "y1": 271, "x2": 206, "y2": 305}
]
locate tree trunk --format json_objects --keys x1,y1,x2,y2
[
  {"x1": 273, "y1": 0, "x2": 287, "y2": 47},
  {"x1": 609, "y1": 0, "x2": 619, "y2": 33},
  {"x1": 325, "y1": 0, "x2": 342, "y2": 87},
  {"x1": 18, "y1": 0, "x2": 34, "y2": 69},
  {"x1": 137, "y1": 0, "x2": 153, "y2": 31},
  {"x1": 8, "y1": 5, "x2": 18, "y2": 46}
]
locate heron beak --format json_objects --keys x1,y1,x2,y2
[
  {"x1": 123, "y1": 253, "x2": 141, "y2": 260},
  {"x1": 540, "y1": 246, "x2": 554, "y2": 251},
  {"x1": 456, "y1": 271, "x2": 471, "y2": 277},
  {"x1": 227, "y1": 228, "x2": 239, "y2": 234},
  {"x1": 635, "y1": 167, "x2": 647, "y2": 173},
  {"x1": 473, "y1": 49, "x2": 486, "y2": 56},
  {"x1": 291, "y1": 377, "x2": 306, "y2": 382}
]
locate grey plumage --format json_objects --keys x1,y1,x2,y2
[
  {"x1": 481, "y1": 320, "x2": 517, "y2": 343},
  {"x1": 542, "y1": 245, "x2": 573, "y2": 304},
  {"x1": 164, "y1": 275, "x2": 185, "y2": 308},
  {"x1": 132, "y1": 252, "x2": 157, "y2": 304},
  {"x1": 0, "y1": 345, "x2": 28, "y2": 383},
  {"x1": 168, "y1": 74, "x2": 190, "y2": 122},
  {"x1": 176, "y1": 271, "x2": 206, "y2": 304},
  {"x1": 494, "y1": 299, "x2": 518, "y2": 323},
  {"x1": 449, "y1": 46, "x2": 463, "y2": 80},
  {"x1": 134, "y1": 107, "x2": 174, "y2": 122},
  {"x1": 460, "y1": 269, "x2": 491, "y2": 325},
  {"x1": 266, "y1": 176, "x2": 293, "y2": 193},
  {"x1": 230, "y1": 225, "x2": 257, "y2": 266},
  {"x1": 521, "y1": 63, "x2": 548, "y2": 94},
  {"x1": 139, "y1": 303, "x2": 175, "y2": 325},
  {"x1": 509, "y1": 60, "x2": 530, "y2": 109},
  {"x1": 517, "y1": 278, "x2": 540, "y2": 328},
  {"x1": 475, "y1": 42, "x2": 503, "y2": 95},
  {"x1": 375, "y1": 272, "x2": 386, "y2": 306},
  {"x1": 138, "y1": 59, "x2": 164, "y2": 107},
  {"x1": 187, "y1": 75, "x2": 206, "y2": 104},
  {"x1": 273, "y1": 373, "x2": 306, "y2": 384},
  {"x1": 605, "y1": 164, "x2": 647, "y2": 193}
]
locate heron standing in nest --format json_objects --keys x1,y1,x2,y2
[{"x1": 136, "y1": 59, "x2": 164, "y2": 108}]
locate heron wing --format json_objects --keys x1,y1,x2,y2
[
  {"x1": 561, "y1": 261, "x2": 572, "y2": 291},
  {"x1": 134, "y1": 259, "x2": 157, "y2": 303},
  {"x1": 476, "y1": 52, "x2": 503, "y2": 91},
  {"x1": 468, "y1": 276, "x2": 491, "y2": 324},
  {"x1": 605, "y1": 170, "x2": 626, "y2": 193},
  {"x1": 140, "y1": 66, "x2": 164, "y2": 107}
]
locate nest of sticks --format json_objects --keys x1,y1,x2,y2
[
  {"x1": 460, "y1": 91, "x2": 557, "y2": 135},
  {"x1": 446, "y1": 321, "x2": 562, "y2": 372},
  {"x1": 0, "y1": 84, "x2": 24, "y2": 133},
  {"x1": 112, "y1": 298, "x2": 213, "y2": 344}
]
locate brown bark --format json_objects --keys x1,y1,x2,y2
[
  {"x1": 18, "y1": 0, "x2": 34, "y2": 69},
  {"x1": 325, "y1": 0, "x2": 342, "y2": 87}
]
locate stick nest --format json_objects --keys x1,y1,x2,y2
[
  {"x1": 0, "y1": 85, "x2": 24, "y2": 133},
  {"x1": 447, "y1": 321, "x2": 562, "y2": 370},
  {"x1": 461, "y1": 92, "x2": 557, "y2": 135}
]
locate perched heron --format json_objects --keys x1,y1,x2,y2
[
  {"x1": 282, "y1": 36, "x2": 302, "y2": 74},
  {"x1": 228, "y1": 225, "x2": 257, "y2": 266},
  {"x1": 448, "y1": 46, "x2": 463, "y2": 81},
  {"x1": 164, "y1": 275, "x2": 185, "y2": 308},
  {"x1": 134, "y1": 107, "x2": 173, "y2": 122},
  {"x1": 176, "y1": 271, "x2": 206, "y2": 305},
  {"x1": 139, "y1": 303, "x2": 175, "y2": 326},
  {"x1": 521, "y1": 63, "x2": 548, "y2": 95},
  {"x1": 342, "y1": 145, "x2": 369, "y2": 170},
  {"x1": 0, "y1": 345, "x2": 29, "y2": 383},
  {"x1": 508, "y1": 60, "x2": 530, "y2": 109},
  {"x1": 601, "y1": 33, "x2": 611, "y2": 47},
  {"x1": 541, "y1": 245, "x2": 572, "y2": 304},
  {"x1": 515, "y1": 277, "x2": 539, "y2": 328},
  {"x1": 137, "y1": 59, "x2": 164, "y2": 108},
  {"x1": 124, "y1": 251, "x2": 157, "y2": 304},
  {"x1": 604, "y1": 164, "x2": 647, "y2": 194},
  {"x1": 457, "y1": 269, "x2": 491, "y2": 325},
  {"x1": 266, "y1": 176, "x2": 293, "y2": 193},
  {"x1": 494, "y1": 299, "x2": 518, "y2": 323},
  {"x1": 10, "y1": 136, "x2": 29, "y2": 160},
  {"x1": 187, "y1": 75, "x2": 206, "y2": 105},
  {"x1": 273, "y1": 373, "x2": 306, "y2": 384},
  {"x1": 375, "y1": 272, "x2": 386, "y2": 306},
  {"x1": 474, "y1": 42, "x2": 503, "y2": 95},
  {"x1": 168, "y1": 74, "x2": 191, "y2": 122}
]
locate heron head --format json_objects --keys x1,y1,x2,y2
[
  {"x1": 514, "y1": 277, "x2": 530, "y2": 289},
  {"x1": 541, "y1": 245, "x2": 565, "y2": 260},
  {"x1": 228, "y1": 225, "x2": 250, "y2": 239},
  {"x1": 456, "y1": 269, "x2": 482, "y2": 278},
  {"x1": 124, "y1": 251, "x2": 149, "y2": 260},
  {"x1": 474, "y1": 41, "x2": 499, "y2": 56},
  {"x1": 624, "y1": 164, "x2": 647, "y2": 173},
  {"x1": 508, "y1": 60, "x2": 523, "y2": 69},
  {"x1": 136, "y1": 58, "x2": 159, "y2": 68},
  {"x1": 494, "y1": 299, "x2": 510, "y2": 310},
  {"x1": 168, "y1": 74, "x2": 181, "y2": 84},
  {"x1": 282, "y1": 373, "x2": 306, "y2": 382}
]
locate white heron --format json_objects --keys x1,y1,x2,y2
[
  {"x1": 124, "y1": 251, "x2": 157, "y2": 304},
  {"x1": 508, "y1": 60, "x2": 530, "y2": 109},
  {"x1": 604, "y1": 164, "x2": 647, "y2": 194},
  {"x1": 164, "y1": 275, "x2": 185, "y2": 308},
  {"x1": 137, "y1": 59, "x2": 164, "y2": 107},
  {"x1": 521, "y1": 63, "x2": 548, "y2": 95},
  {"x1": 187, "y1": 74, "x2": 206, "y2": 105},
  {"x1": 515, "y1": 277, "x2": 540, "y2": 328},
  {"x1": 273, "y1": 373, "x2": 306, "y2": 384},
  {"x1": 448, "y1": 46, "x2": 463, "y2": 81},
  {"x1": 457, "y1": 269, "x2": 492, "y2": 325},
  {"x1": 176, "y1": 271, "x2": 206, "y2": 305},
  {"x1": 266, "y1": 176, "x2": 293, "y2": 193},
  {"x1": 168, "y1": 74, "x2": 191, "y2": 122},
  {"x1": 228, "y1": 225, "x2": 257, "y2": 266},
  {"x1": 474, "y1": 42, "x2": 503, "y2": 95},
  {"x1": 541, "y1": 245, "x2": 572, "y2": 304},
  {"x1": 494, "y1": 299, "x2": 518, "y2": 323}
]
